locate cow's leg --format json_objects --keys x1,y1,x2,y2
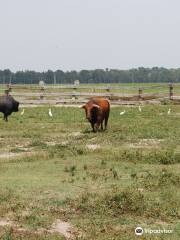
[
  {"x1": 4, "y1": 114, "x2": 8, "y2": 122},
  {"x1": 104, "y1": 114, "x2": 109, "y2": 130},
  {"x1": 101, "y1": 122, "x2": 103, "y2": 130},
  {"x1": 95, "y1": 121, "x2": 101, "y2": 132},
  {"x1": 91, "y1": 122, "x2": 96, "y2": 132}
]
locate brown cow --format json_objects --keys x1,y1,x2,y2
[{"x1": 81, "y1": 98, "x2": 110, "y2": 132}]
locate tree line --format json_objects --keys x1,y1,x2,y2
[{"x1": 0, "y1": 67, "x2": 180, "y2": 84}]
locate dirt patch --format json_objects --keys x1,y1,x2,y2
[
  {"x1": 109, "y1": 95, "x2": 158, "y2": 101},
  {"x1": 0, "y1": 151, "x2": 36, "y2": 159},
  {"x1": 49, "y1": 220, "x2": 74, "y2": 239},
  {"x1": 86, "y1": 144, "x2": 100, "y2": 150},
  {"x1": 70, "y1": 132, "x2": 83, "y2": 137},
  {"x1": 0, "y1": 219, "x2": 12, "y2": 226},
  {"x1": 61, "y1": 141, "x2": 69, "y2": 146},
  {"x1": 46, "y1": 141, "x2": 69, "y2": 146},
  {"x1": 45, "y1": 141, "x2": 57, "y2": 146},
  {"x1": 128, "y1": 139, "x2": 163, "y2": 149},
  {"x1": 0, "y1": 218, "x2": 78, "y2": 239}
]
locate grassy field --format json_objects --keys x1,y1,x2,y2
[{"x1": 0, "y1": 105, "x2": 180, "y2": 239}]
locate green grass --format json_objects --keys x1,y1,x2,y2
[{"x1": 0, "y1": 105, "x2": 180, "y2": 239}]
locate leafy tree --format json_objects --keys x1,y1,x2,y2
[{"x1": 0, "y1": 67, "x2": 180, "y2": 84}]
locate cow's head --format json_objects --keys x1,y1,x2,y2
[{"x1": 81, "y1": 103, "x2": 101, "y2": 122}]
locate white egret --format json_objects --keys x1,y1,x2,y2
[
  {"x1": 49, "y1": 108, "x2": 53, "y2": 117},
  {"x1": 120, "y1": 110, "x2": 126, "y2": 115},
  {"x1": 20, "y1": 109, "x2": 25, "y2": 116}
]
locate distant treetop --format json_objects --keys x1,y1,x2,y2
[{"x1": 0, "y1": 67, "x2": 179, "y2": 84}]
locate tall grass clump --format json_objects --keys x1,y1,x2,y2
[
  {"x1": 104, "y1": 149, "x2": 180, "y2": 164},
  {"x1": 67, "y1": 188, "x2": 146, "y2": 217}
]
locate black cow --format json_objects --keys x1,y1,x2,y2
[{"x1": 0, "y1": 95, "x2": 19, "y2": 121}]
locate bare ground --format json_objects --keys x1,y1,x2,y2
[{"x1": 0, "y1": 218, "x2": 78, "y2": 240}]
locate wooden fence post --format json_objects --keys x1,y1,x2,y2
[
  {"x1": 169, "y1": 83, "x2": 173, "y2": 100},
  {"x1": 40, "y1": 86, "x2": 45, "y2": 100},
  {"x1": 138, "y1": 88, "x2": 143, "y2": 99},
  {"x1": 4, "y1": 84, "x2": 12, "y2": 96},
  {"x1": 4, "y1": 89, "x2": 9, "y2": 96},
  {"x1": 7, "y1": 84, "x2": 12, "y2": 92}
]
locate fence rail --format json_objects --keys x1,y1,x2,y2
[
  {"x1": 1, "y1": 83, "x2": 180, "y2": 105},
  {"x1": 1, "y1": 83, "x2": 178, "y2": 90}
]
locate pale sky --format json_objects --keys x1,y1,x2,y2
[{"x1": 0, "y1": 0, "x2": 180, "y2": 71}]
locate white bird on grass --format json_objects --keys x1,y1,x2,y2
[
  {"x1": 120, "y1": 110, "x2": 126, "y2": 115},
  {"x1": 167, "y1": 108, "x2": 171, "y2": 115},
  {"x1": 20, "y1": 109, "x2": 25, "y2": 116},
  {"x1": 138, "y1": 106, "x2": 142, "y2": 112},
  {"x1": 49, "y1": 108, "x2": 53, "y2": 117}
]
